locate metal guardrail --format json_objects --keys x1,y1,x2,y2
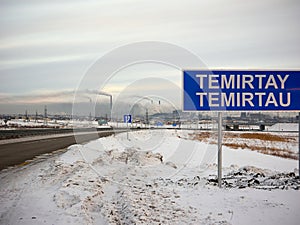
[{"x1": 0, "y1": 128, "x2": 114, "y2": 140}]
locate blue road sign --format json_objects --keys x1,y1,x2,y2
[
  {"x1": 156, "y1": 121, "x2": 163, "y2": 126},
  {"x1": 124, "y1": 114, "x2": 132, "y2": 123},
  {"x1": 183, "y1": 70, "x2": 300, "y2": 111}
]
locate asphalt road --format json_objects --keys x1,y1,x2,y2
[{"x1": 0, "y1": 131, "x2": 118, "y2": 170}]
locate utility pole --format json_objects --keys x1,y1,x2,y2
[
  {"x1": 25, "y1": 110, "x2": 28, "y2": 122},
  {"x1": 110, "y1": 95, "x2": 112, "y2": 121},
  {"x1": 44, "y1": 105, "x2": 47, "y2": 125},
  {"x1": 146, "y1": 109, "x2": 149, "y2": 127}
]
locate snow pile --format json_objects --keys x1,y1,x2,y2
[{"x1": 0, "y1": 130, "x2": 299, "y2": 225}]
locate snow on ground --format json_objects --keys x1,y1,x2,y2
[
  {"x1": 0, "y1": 130, "x2": 299, "y2": 225},
  {"x1": 0, "y1": 119, "x2": 112, "y2": 129},
  {"x1": 266, "y1": 123, "x2": 299, "y2": 132}
]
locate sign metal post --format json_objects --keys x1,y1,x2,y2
[
  {"x1": 218, "y1": 112, "x2": 222, "y2": 187},
  {"x1": 127, "y1": 120, "x2": 129, "y2": 140},
  {"x1": 124, "y1": 115, "x2": 132, "y2": 140}
]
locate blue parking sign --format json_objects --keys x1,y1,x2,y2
[{"x1": 124, "y1": 114, "x2": 132, "y2": 123}]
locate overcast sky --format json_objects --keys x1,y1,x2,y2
[{"x1": 0, "y1": 0, "x2": 299, "y2": 114}]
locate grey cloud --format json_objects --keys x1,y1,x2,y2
[{"x1": 0, "y1": 89, "x2": 111, "y2": 104}]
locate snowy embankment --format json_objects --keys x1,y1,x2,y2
[{"x1": 0, "y1": 130, "x2": 299, "y2": 225}]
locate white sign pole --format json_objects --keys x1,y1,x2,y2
[
  {"x1": 218, "y1": 112, "x2": 222, "y2": 188},
  {"x1": 126, "y1": 117, "x2": 129, "y2": 140}
]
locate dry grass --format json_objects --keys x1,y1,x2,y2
[
  {"x1": 191, "y1": 132, "x2": 211, "y2": 141},
  {"x1": 223, "y1": 143, "x2": 298, "y2": 160},
  {"x1": 237, "y1": 133, "x2": 295, "y2": 142},
  {"x1": 190, "y1": 131, "x2": 298, "y2": 160}
]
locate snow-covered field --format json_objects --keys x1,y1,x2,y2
[
  {"x1": 0, "y1": 119, "x2": 109, "y2": 129},
  {"x1": 0, "y1": 130, "x2": 299, "y2": 225}
]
